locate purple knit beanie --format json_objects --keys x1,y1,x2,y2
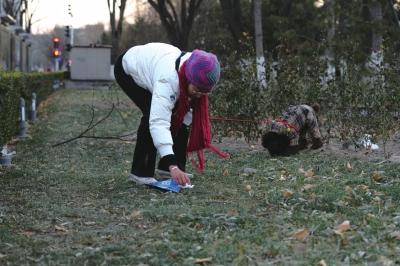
[{"x1": 185, "y1": 49, "x2": 221, "y2": 93}]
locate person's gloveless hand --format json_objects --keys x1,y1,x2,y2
[{"x1": 169, "y1": 165, "x2": 191, "y2": 185}]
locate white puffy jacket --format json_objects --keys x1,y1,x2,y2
[{"x1": 122, "y1": 43, "x2": 192, "y2": 158}]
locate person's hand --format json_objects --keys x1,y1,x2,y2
[{"x1": 169, "y1": 165, "x2": 191, "y2": 185}]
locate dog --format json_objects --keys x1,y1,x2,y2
[{"x1": 261, "y1": 104, "x2": 323, "y2": 156}]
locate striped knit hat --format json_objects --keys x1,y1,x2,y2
[{"x1": 185, "y1": 49, "x2": 221, "y2": 93}]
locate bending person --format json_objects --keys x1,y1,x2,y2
[{"x1": 114, "y1": 42, "x2": 226, "y2": 186}]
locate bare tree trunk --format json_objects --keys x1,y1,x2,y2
[
  {"x1": 253, "y1": 0, "x2": 266, "y2": 88},
  {"x1": 219, "y1": 0, "x2": 245, "y2": 52},
  {"x1": 324, "y1": 0, "x2": 336, "y2": 83},
  {"x1": 368, "y1": 0, "x2": 383, "y2": 70},
  {"x1": 2, "y1": 0, "x2": 22, "y2": 19},
  {"x1": 147, "y1": 0, "x2": 203, "y2": 50},
  {"x1": 107, "y1": 0, "x2": 127, "y2": 63},
  {"x1": 388, "y1": 0, "x2": 400, "y2": 29}
]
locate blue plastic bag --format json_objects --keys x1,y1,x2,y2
[{"x1": 147, "y1": 179, "x2": 181, "y2": 193}]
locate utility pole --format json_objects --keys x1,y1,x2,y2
[
  {"x1": 254, "y1": 0, "x2": 267, "y2": 89},
  {"x1": 67, "y1": 2, "x2": 74, "y2": 45},
  {"x1": 65, "y1": 2, "x2": 74, "y2": 75}
]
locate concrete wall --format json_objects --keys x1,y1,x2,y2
[
  {"x1": 70, "y1": 46, "x2": 112, "y2": 80},
  {"x1": 0, "y1": 24, "x2": 12, "y2": 69},
  {"x1": 0, "y1": 24, "x2": 31, "y2": 71}
]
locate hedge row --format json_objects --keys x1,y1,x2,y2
[
  {"x1": 0, "y1": 72, "x2": 64, "y2": 147},
  {"x1": 210, "y1": 54, "x2": 400, "y2": 150}
]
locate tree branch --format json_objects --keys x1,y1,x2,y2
[{"x1": 52, "y1": 103, "x2": 116, "y2": 147}]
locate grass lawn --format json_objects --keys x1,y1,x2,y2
[{"x1": 1, "y1": 88, "x2": 399, "y2": 265}]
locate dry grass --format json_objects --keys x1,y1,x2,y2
[{"x1": 0, "y1": 88, "x2": 399, "y2": 265}]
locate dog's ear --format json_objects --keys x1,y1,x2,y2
[{"x1": 311, "y1": 103, "x2": 320, "y2": 113}]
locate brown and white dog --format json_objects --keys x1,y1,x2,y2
[{"x1": 261, "y1": 104, "x2": 323, "y2": 156}]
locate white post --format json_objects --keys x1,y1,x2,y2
[
  {"x1": 18, "y1": 97, "x2": 28, "y2": 138},
  {"x1": 54, "y1": 58, "x2": 59, "y2": 71},
  {"x1": 254, "y1": 0, "x2": 267, "y2": 89},
  {"x1": 29, "y1": 92, "x2": 37, "y2": 122},
  {"x1": 20, "y1": 98, "x2": 25, "y2": 122},
  {"x1": 71, "y1": 27, "x2": 74, "y2": 46}
]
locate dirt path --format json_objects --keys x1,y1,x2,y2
[{"x1": 214, "y1": 133, "x2": 400, "y2": 163}]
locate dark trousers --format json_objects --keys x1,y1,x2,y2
[{"x1": 114, "y1": 53, "x2": 188, "y2": 177}]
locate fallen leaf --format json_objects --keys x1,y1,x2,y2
[
  {"x1": 336, "y1": 200, "x2": 348, "y2": 207},
  {"x1": 222, "y1": 169, "x2": 229, "y2": 176},
  {"x1": 0, "y1": 253, "x2": 7, "y2": 258},
  {"x1": 302, "y1": 184, "x2": 315, "y2": 191},
  {"x1": 283, "y1": 190, "x2": 294, "y2": 199},
  {"x1": 318, "y1": 259, "x2": 327, "y2": 266},
  {"x1": 304, "y1": 169, "x2": 315, "y2": 178},
  {"x1": 389, "y1": 231, "x2": 400, "y2": 240},
  {"x1": 334, "y1": 220, "x2": 350, "y2": 237},
  {"x1": 195, "y1": 257, "x2": 213, "y2": 264},
  {"x1": 372, "y1": 171, "x2": 384, "y2": 182},
  {"x1": 292, "y1": 228, "x2": 309, "y2": 241},
  {"x1": 346, "y1": 162, "x2": 353, "y2": 171},
  {"x1": 280, "y1": 169, "x2": 289, "y2": 177},
  {"x1": 54, "y1": 225, "x2": 68, "y2": 232},
  {"x1": 20, "y1": 230, "x2": 35, "y2": 237},
  {"x1": 245, "y1": 184, "x2": 252, "y2": 192},
  {"x1": 101, "y1": 235, "x2": 112, "y2": 240},
  {"x1": 373, "y1": 191, "x2": 385, "y2": 196},
  {"x1": 372, "y1": 196, "x2": 382, "y2": 204},
  {"x1": 129, "y1": 210, "x2": 143, "y2": 220},
  {"x1": 336, "y1": 220, "x2": 350, "y2": 232},
  {"x1": 84, "y1": 221, "x2": 96, "y2": 226},
  {"x1": 357, "y1": 184, "x2": 369, "y2": 191},
  {"x1": 118, "y1": 223, "x2": 128, "y2": 226},
  {"x1": 227, "y1": 209, "x2": 239, "y2": 217}
]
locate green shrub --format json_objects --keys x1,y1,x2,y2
[
  {"x1": 0, "y1": 71, "x2": 64, "y2": 147},
  {"x1": 0, "y1": 73, "x2": 19, "y2": 146},
  {"x1": 211, "y1": 53, "x2": 400, "y2": 153}
]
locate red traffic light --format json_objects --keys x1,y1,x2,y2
[{"x1": 52, "y1": 37, "x2": 60, "y2": 48}]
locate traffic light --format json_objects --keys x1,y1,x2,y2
[
  {"x1": 65, "y1": 26, "x2": 70, "y2": 38},
  {"x1": 51, "y1": 37, "x2": 61, "y2": 58},
  {"x1": 52, "y1": 37, "x2": 60, "y2": 48},
  {"x1": 52, "y1": 48, "x2": 61, "y2": 58}
]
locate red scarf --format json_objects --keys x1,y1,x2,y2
[{"x1": 171, "y1": 62, "x2": 229, "y2": 172}]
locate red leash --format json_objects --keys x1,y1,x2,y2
[
  {"x1": 211, "y1": 116, "x2": 271, "y2": 124},
  {"x1": 211, "y1": 116, "x2": 299, "y2": 133}
]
